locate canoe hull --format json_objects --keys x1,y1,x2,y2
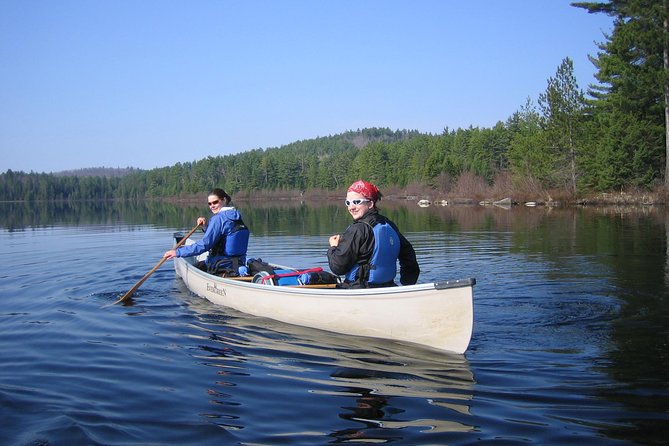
[{"x1": 173, "y1": 256, "x2": 474, "y2": 354}]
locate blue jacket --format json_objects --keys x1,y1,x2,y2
[{"x1": 176, "y1": 207, "x2": 249, "y2": 269}]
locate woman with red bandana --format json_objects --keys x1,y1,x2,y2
[{"x1": 328, "y1": 180, "x2": 419, "y2": 288}]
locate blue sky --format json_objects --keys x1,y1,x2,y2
[{"x1": 1, "y1": 1, "x2": 613, "y2": 173}]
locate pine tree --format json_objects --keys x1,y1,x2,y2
[
  {"x1": 573, "y1": 0, "x2": 668, "y2": 189},
  {"x1": 538, "y1": 57, "x2": 587, "y2": 194}
]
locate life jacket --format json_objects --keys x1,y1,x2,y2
[
  {"x1": 207, "y1": 219, "x2": 250, "y2": 276},
  {"x1": 210, "y1": 219, "x2": 250, "y2": 257},
  {"x1": 345, "y1": 221, "x2": 400, "y2": 286}
]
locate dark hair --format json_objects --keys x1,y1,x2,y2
[{"x1": 210, "y1": 188, "x2": 232, "y2": 205}]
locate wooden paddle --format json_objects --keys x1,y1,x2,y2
[{"x1": 113, "y1": 224, "x2": 201, "y2": 304}]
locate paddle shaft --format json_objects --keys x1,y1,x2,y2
[
  {"x1": 115, "y1": 224, "x2": 201, "y2": 303},
  {"x1": 287, "y1": 284, "x2": 338, "y2": 288}
]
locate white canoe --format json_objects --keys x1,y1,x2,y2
[{"x1": 173, "y1": 241, "x2": 475, "y2": 354}]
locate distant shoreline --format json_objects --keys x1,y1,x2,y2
[
  {"x1": 1, "y1": 187, "x2": 664, "y2": 207},
  {"x1": 159, "y1": 188, "x2": 666, "y2": 208}
]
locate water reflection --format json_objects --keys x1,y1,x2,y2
[
  {"x1": 181, "y1": 292, "x2": 475, "y2": 442},
  {"x1": 0, "y1": 200, "x2": 202, "y2": 231},
  {"x1": 327, "y1": 363, "x2": 474, "y2": 442},
  {"x1": 3, "y1": 198, "x2": 666, "y2": 235}
]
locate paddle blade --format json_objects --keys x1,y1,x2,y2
[{"x1": 111, "y1": 224, "x2": 200, "y2": 306}]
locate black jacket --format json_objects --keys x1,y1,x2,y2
[{"x1": 327, "y1": 208, "x2": 420, "y2": 287}]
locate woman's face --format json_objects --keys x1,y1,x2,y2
[
  {"x1": 345, "y1": 191, "x2": 373, "y2": 221},
  {"x1": 207, "y1": 194, "x2": 223, "y2": 214}
]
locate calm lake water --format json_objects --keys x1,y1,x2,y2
[{"x1": 1, "y1": 200, "x2": 667, "y2": 445}]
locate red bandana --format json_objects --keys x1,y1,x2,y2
[{"x1": 347, "y1": 180, "x2": 380, "y2": 201}]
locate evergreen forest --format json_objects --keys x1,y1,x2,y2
[{"x1": 1, "y1": 1, "x2": 667, "y2": 203}]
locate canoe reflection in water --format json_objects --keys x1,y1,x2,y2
[
  {"x1": 180, "y1": 291, "x2": 475, "y2": 442},
  {"x1": 326, "y1": 361, "x2": 475, "y2": 442},
  {"x1": 331, "y1": 378, "x2": 396, "y2": 443}
]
